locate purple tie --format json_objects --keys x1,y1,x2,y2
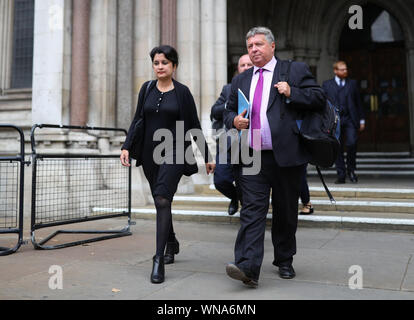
[{"x1": 251, "y1": 68, "x2": 264, "y2": 150}]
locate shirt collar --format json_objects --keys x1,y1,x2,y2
[
  {"x1": 335, "y1": 76, "x2": 346, "y2": 85},
  {"x1": 254, "y1": 56, "x2": 277, "y2": 74}
]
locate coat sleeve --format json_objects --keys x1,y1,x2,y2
[
  {"x1": 223, "y1": 77, "x2": 240, "y2": 130},
  {"x1": 353, "y1": 80, "x2": 365, "y2": 121},
  {"x1": 185, "y1": 87, "x2": 213, "y2": 163},
  {"x1": 121, "y1": 81, "x2": 149, "y2": 151},
  {"x1": 288, "y1": 62, "x2": 326, "y2": 112},
  {"x1": 210, "y1": 84, "x2": 231, "y2": 121}
]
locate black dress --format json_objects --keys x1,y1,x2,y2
[{"x1": 142, "y1": 87, "x2": 184, "y2": 202}]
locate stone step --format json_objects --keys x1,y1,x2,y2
[
  {"x1": 354, "y1": 152, "x2": 411, "y2": 158},
  {"x1": 129, "y1": 207, "x2": 414, "y2": 232},
  {"x1": 357, "y1": 158, "x2": 414, "y2": 164},
  {"x1": 195, "y1": 184, "x2": 414, "y2": 199},
  {"x1": 172, "y1": 195, "x2": 414, "y2": 214},
  {"x1": 353, "y1": 164, "x2": 414, "y2": 169},
  {"x1": 307, "y1": 169, "x2": 414, "y2": 176}
]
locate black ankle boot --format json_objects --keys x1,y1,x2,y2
[
  {"x1": 164, "y1": 238, "x2": 180, "y2": 265},
  {"x1": 151, "y1": 255, "x2": 165, "y2": 284}
]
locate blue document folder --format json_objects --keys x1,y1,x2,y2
[{"x1": 238, "y1": 89, "x2": 250, "y2": 118}]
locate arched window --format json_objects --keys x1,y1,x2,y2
[
  {"x1": 371, "y1": 10, "x2": 404, "y2": 43},
  {"x1": 10, "y1": 0, "x2": 34, "y2": 89}
]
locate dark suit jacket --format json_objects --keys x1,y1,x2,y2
[
  {"x1": 322, "y1": 79, "x2": 364, "y2": 129},
  {"x1": 122, "y1": 79, "x2": 212, "y2": 177},
  {"x1": 210, "y1": 84, "x2": 231, "y2": 129},
  {"x1": 223, "y1": 58, "x2": 326, "y2": 168}
]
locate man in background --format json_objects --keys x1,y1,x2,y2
[
  {"x1": 210, "y1": 54, "x2": 253, "y2": 215},
  {"x1": 323, "y1": 61, "x2": 365, "y2": 184}
]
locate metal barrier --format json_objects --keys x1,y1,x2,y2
[
  {"x1": 30, "y1": 124, "x2": 132, "y2": 250},
  {"x1": 0, "y1": 125, "x2": 26, "y2": 256}
]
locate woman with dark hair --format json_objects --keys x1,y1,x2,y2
[{"x1": 121, "y1": 45, "x2": 215, "y2": 284}]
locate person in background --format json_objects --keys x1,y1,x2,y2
[
  {"x1": 210, "y1": 54, "x2": 253, "y2": 215},
  {"x1": 322, "y1": 61, "x2": 365, "y2": 184},
  {"x1": 299, "y1": 165, "x2": 313, "y2": 215}
]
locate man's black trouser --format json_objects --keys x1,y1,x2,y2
[{"x1": 234, "y1": 150, "x2": 304, "y2": 281}]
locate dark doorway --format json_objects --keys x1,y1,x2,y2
[{"x1": 339, "y1": 3, "x2": 409, "y2": 152}]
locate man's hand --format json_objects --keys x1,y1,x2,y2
[
  {"x1": 275, "y1": 82, "x2": 291, "y2": 98},
  {"x1": 206, "y1": 163, "x2": 216, "y2": 175},
  {"x1": 120, "y1": 149, "x2": 131, "y2": 167},
  {"x1": 359, "y1": 123, "x2": 365, "y2": 132},
  {"x1": 233, "y1": 109, "x2": 249, "y2": 131}
]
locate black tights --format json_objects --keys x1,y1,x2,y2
[{"x1": 154, "y1": 196, "x2": 176, "y2": 256}]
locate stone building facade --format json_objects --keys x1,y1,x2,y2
[{"x1": 1, "y1": 0, "x2": 414, "y2": 209}]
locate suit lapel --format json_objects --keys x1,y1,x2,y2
[
  {"x1": 267, "y1": 58, "x2": 282, "y2": 111},
  {"x1": 240, "y1": 68, "x2": 253, "y2": 103}
]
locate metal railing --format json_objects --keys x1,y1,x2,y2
[
  {"x1": 0, "y1": 125, "x2": 26, "y2": 256},
  {"x1": 30, "y1": 124, "x2": 132, "y2": 250}
]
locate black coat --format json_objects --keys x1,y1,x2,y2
[
  {"x1": 223, "y1": 58, "x2": 326, "y2": 168},
  {"x1": 210, "y1": 83, "x2": 231, "y2": 130},
  {"x1": 322, "y1": 78, "x2": 365, "y2": 129},
  {"x1": 122, "y1": 79, "x2": 212, "y2": 176}
]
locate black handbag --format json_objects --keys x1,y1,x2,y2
[
  {"x1": 129, "y1": 117, "x2": 144, "y2": 161},
  {"x1": 280, "y1": 60, "x2": 338, "y2": 203},
  {"x1": 128, "y1": 81, "x2": 153, "y2": 162}
]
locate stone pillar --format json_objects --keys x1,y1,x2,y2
[
  {"x1": 200, "y1": 0, "x2": 216, "y2": 134},
  {"x1": 70, "y1": 0, "x2": 90, "y2": 126},
  {"x1": 176, "y1": 0, "x2": 201, "y2": 111},
  {"x1": 32, "y1": 0, "x2": 72, "y2": 125},
  {"x1": 89, "y1": 0, "x2": 117, "y2": 128},
  {"x1": 176, "y1": 0, "x2": 203, "y2": 187},
  {"x1": 117, "y1": 0, "x2": 134, "y2": 129},
  {"x1": 215, "y1": 0, "x2": 228, "y2": 96},
  {"x1": 0, "y1": 0, "x2": 13, "y2": 91},
  {"x1": 134, "y1": 0, "x2": 160, "y2": 94},
  {"x1": 161, "y1": 0, "x2": 177, "y2": 48}
]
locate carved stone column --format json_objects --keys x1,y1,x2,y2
[
  {"x1": 161, "y1": 0, "x2": 177, "y2": 48},
  {"x1": 70, "y1": 0, "x2": 90, "y2": 126}
]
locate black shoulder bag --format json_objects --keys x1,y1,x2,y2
[
  {"x1": 129, "y1": 81, "x2": 153, "y2": 162},
  {"x1": 280, "y1": 60, "x2": 337, "y2": 204}
]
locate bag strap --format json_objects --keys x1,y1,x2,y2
[
  {"x1": 279, "y1": 60, "x2": 293, "y2": 119},
  {"x1": 139, "y1": 80, "x2": 153, "y2": 118},
  {"x1": 279, "y1": 59, "x2": 293, "y2": 83},
  {"x1": 316, "y1": 166, "x2": 336, "y2": 204}
]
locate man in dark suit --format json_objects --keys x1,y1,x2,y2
[
  {"x1": 223, "y1": 26, "x2": 326, "y2": 287},
  {"x1": 210, "y1": 54, "x2": 252, "y2": 215},
  {"x1": 322, "y1": 61, "x2": 365, "y2": 184}
]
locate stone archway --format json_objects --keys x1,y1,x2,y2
[{"x1": 319, "y1": 0, "x2": 414, "y2": 152}]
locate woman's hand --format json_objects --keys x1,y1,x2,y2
[
  {"x1": 120, "y1": 149, "x2": 131, "y2": 167},
  {"x1": 205, "y1": 163, "x2": 216, "y2": 175}
]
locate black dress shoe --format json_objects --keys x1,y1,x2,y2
[
  {"x1": 226, "y1": 263, "x2": 258, "y2": 288},
  {"x1": 335, "y1": 177, "x2": 346, "y2": 184},
  {"x1": 151, "y1": 255, "x2": 165, "y2": 284},
  {"x1": 228, "y1": 198, "x2": 239, "y2": 216},
  {"x1": 278, "y1": 265, "x2": 296, "y2": 279},
  {"x1": 164, "y1": 238, "x2": 180, "y2": 265},
  {"x1": 348, "y1": 171, "x2": 358, "y2": 183}
]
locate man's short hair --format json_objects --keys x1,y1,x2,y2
[
  {"x1": 246, "y1": 26, "x2": 275, "y2": 45},
  {"x1": 333, "y1": 61, "x2": 347, "y2": 70}
]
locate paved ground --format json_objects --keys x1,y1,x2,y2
[{"x1": 1, "y1": 217, "x2": 414, "y2": 300}]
